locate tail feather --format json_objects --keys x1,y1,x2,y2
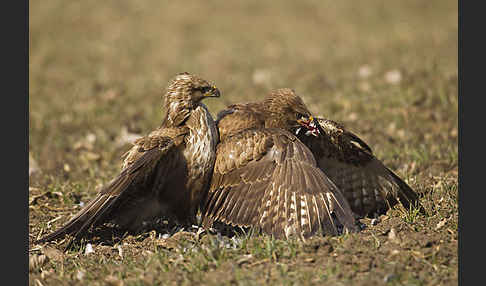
[
  {"x1": 387, "y1": 168, "x2": 426, "y2": 215},
  {"x1": 35, "y1": 193, "x2": 113, "y2": 245},
  {"x1": 35, "y1": 174, "x2": 132, "y2": 246}
]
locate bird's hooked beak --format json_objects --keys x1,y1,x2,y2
[
  {"x1": 204, "y1": 85, "x2": 221, "y2": 98},
  {"x1": 296, "y1": 115, "x2": 321, "y2": 137}
]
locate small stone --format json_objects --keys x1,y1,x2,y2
[
  {"x1": 384, "y1": 69, "x2": 402, "y2": 84},
  {"x1": 347, "y1": 112, "x2": 358, "y2": 122},
  {"x1": 358, "y1": 65, "x2": 372, "y2": 78},
  {"x1": 387, "y1": 228, "x2": 399, "y2": 243},
  {"x1": 450, "y1": 128, "x2": 458, "y2": 138},
  {"x1": 436, "y1": 218, "x2": 447, "y2": 230},
  {"x1": 161, "y1": 234, "x2": 170, "y2": 239},
  {"x1": 76, "y1": 270, "x2": 85, "y2": 281},
  {"x1": 85, "y1": 133, "x2": 97, "y2": 144},
  {"x1": 84, "y1": 243, "x2": 94, "y2": 255}
]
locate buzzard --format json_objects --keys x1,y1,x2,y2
[
  {"x1": 201, "y1": 104, "x2": 358, "y2": 239},
  {"x1": 218, "y1": 88, "x2": 422, "y2": 218},
  {"x1": 36, "y1": 72, "x2": 220, "y2": 246}
]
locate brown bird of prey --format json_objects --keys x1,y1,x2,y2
[
  {"x1": 201, "y1": 102, "x2": 358, "y2": 239},
  {"x1": 215, "y1": 88, "x2": 421, "y2": 219},
  {"x1": 36, "y1": 72, "x2": 220, "y2": 246}
]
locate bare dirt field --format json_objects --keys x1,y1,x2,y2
[{"x1": 29, "y1": 1, "x2": 458, "y2": 285}]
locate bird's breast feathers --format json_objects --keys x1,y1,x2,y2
[{"x1": 184, "y1": 104, "x2": 218, "y2": 176}]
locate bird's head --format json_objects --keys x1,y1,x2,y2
[
  {"x1": 263, "y1": 88, "x2": 321, "y2": 137},
  {"x1": 165, "y1": 72, "x2": 220, "y2": 105},
  {"x1": 164, "y1": 72, "x2": 220, "y2": 126}
]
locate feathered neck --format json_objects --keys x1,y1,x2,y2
[{"x1": 162, "y1": 82, "x2": 196, "y2": 127}]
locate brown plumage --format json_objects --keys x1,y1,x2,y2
[
  {"x1": 296, "y1": 117, "x2": 422, "y2": 217},
  {"x1": 233, "y1": 88, "x2": 422, "y2": 218},
  {"x1": 36, "y1": 72, "x2": 220, "y2": 246},
  {"x1": 201, "y1": 104, "x2": 358, "y2": 239}
]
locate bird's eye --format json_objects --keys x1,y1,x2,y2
[
  {"x1": 296, "y1": 113, "x2": 306, "y2": 120},
  {"x1": 199, "y1": 86, "x2": 211, "y2": 93}
]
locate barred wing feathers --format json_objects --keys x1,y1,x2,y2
[
  {"x1": 298, "y1": 118, "x2": 422, "y2": 217},
  {"x1": 36, "y1": 135, "x2": 179, "y2": 245},
  {"x1": 202, "y1": 128, "x2": 357, "y2": 239}
]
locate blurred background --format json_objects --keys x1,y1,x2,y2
[{"x1": 29, "y1": 0, "x2": 457, "y2": 184}]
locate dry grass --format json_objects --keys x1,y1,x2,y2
[{"x1": 29, "y1": 1, "x2": 457, "y2": 285}]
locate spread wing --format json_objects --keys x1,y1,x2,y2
[
  {"x1": 36, "y1": 134, "x2": 180, "y2": 246},
  {"x1": 201, "y1": 128, "x2": 358, "y2": 239},
  {"x1": 297, "y1": 118, "x2": 422, "y2": 217}
]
